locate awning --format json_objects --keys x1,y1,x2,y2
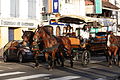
[
  {"x1": 85, "y1": 0, "x2": 119, "y2": 10},
  {"x1": 84, "y1": 17, "x2": 116, "y2": 27},
  {"x1": 85, "y1": 21, "x2": 103, "y2": 28},
  {"x1": 97, "y1": 18, "x2": 116, "y2": 26},
  {"x1": 102, "y1": 1, "x2": 119, "y2": 10}
]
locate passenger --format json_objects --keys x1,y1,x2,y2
[{"x1": 80, "y1": 25, "x2": 90, "y2": 43}]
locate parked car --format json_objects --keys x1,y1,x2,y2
[{"x1": 3, "y1": 40, "x2": 34, "y2": 63}]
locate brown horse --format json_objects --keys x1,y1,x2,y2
[
  {"x1": 107, "y1": 31, "x2": 120, "y2": 67},
  {"x1": 22, "y1": 30, "x2": 44, "y2": 67},
  {"x1": 22, "y1": 30, "x2": 34, "y2": 47},
  {"x1": 33, "y1": 25, "x2": 73, "y2": 69}
]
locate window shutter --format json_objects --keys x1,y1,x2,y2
[
  {"x1": 28, "y1": 0, "x2": 32, "y2": 18},
  {"x1": 28, "y1": 0, "x2": 36, "y2": 19},
  {"x1": 10, "y1": 0, "x2": 15, "y2": 17},
  {"x1": 16, "y1": 0, "x2": 19, "y2": 17},
  {"x1": 32, "y1": 0, "x2": 36, "y2": 18},
  {"x1": 10, "y1": 0, "x2": 19, "y2": 17}
]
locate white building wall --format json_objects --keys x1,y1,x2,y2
[
  {"x1": 59, "y1": 0, "x2": 85, "y2": 16},
  {"x1": 0, "y1": 0, "x2": 42, "y2": 51},
  {"x1": 79, "y1": 0, "x2": 86, "y2": 16},
  {"x1": 19, "y1": 0, "x2": 28, "y2": 19},
  {"x1": 36, "y1": 0, "x2": 41, "y2": 21},
  {"x1": 1, "y1": 0, "x2": 41, "y2": 21},
  {"x1": 0, "y1": 27, "x2": 8, "y2": 48},
  {"x1": 1, "y1": 0, "x2": 10, "y2": 18},
  {"x1": 48, "y1": 0, "x2": 86, "y2": 35}
]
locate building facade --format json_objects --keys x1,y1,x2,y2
[
  {"x1": 85, "y1": 0, "x2": 120, "y2": 33},
  {"x1": 41, "y1": 0, "x2": 86, "y2": 35},
  {"x1": 0, "y1": 0, "x2": 41, "y2": 50}
]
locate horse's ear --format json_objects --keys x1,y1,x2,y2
[
  {"x1": 22, "y1": 30, "x2": 25, "y2": 33},
  {"x1": 37, "y1": 25, "x2": 41, "y2": 28}
]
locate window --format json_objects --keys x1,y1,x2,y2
[
  {"x1": 42, "y1": 14, "x2": 49, "y2": 21},
  {"x1": 10, "y1": 0, "x2": 19, "y2": 17},
  {"x1": 28, "y1": 0, "x2": 36, "y2": 19},
  {"x1": 42, "y1": 7, "x2": 46, "y2": 13},
  {"x1": 9, "y1": 28, "x2": 14, "y2": 41},
  {"x1": 65, "y1": 0, "x2": 72, "y2": 3}
]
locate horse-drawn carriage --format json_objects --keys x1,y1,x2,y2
[
  {"x1": 68, "y1": 37, "x2": 91, "y2": 66},
  {"x1": 20, "y1": 15, "x2": 119, "y2": 70},
  {"x1": 58, "y1": 15, "x2": 109, "y2": 66}
]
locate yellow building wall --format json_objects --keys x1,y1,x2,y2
[
  {"x1": 14, "y1": 27, "x2": 28, "y2": 40},
  {"x1": 0, "y1": 27, "x2": 8, "y2": 56},
  {"x1": 0, "y1": 27, "x2": 8, "y2": 48},
  {"x1": 14, "y1": 28, "x2": 22, "y2": 40}
]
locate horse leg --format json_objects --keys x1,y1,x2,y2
[
  {"x1": 118, "y1": 49, "x2": 120, "y2": 66},
  {"x1": 113, "y1": 46, "x2": 118, "y2": 65},
  {"x1": 56, "y1": 52, "x2": 60, "y2": 65},
  {"x1": 52, "y1": 51, "x2": 57, "y2": 68},
  {"x1": 45, "y1": 52, "x2": 49, "y2": 62},
  {"x1": 108, "y1": 50, "x2": 111, "y2": 56},
  {"x1": 34, "y1": 52, "x2": 39, "y2": 68},
  {"x1": 45, "y1": 52, "x2": 54, "y2": 70},
  {"x1": 108, "y1": 50, "x2": 112, "y2": 67},
  {"x1": 60, "y1": 52, "x2": 64, "y2": 67},
  {"x1": 70, "y1": 55, "x2": 73, "y2": 68},
  {"x1": 68, "y1": 50, "x2": 73, "y2": 68},
  {"x1": 45, "y1": 53, "x2": 50, "y2": 69},
  {"x1": 105, "y1": 52, "x2": 109, "y2": 62}
]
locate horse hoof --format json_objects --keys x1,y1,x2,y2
[
  {"x1": 38, "y1": 64, "x2": 42, "y2": 67},
  {"x1": 118, "y1": 63, "x2": 120, "y2": 67},
  {"x1": 108, "y1": 65, "x2": 112, "y2": 67},
  {"x1": 48, "y1": 68, "x2": 53, "y2": 71},
  {"x1": 34, "y1": 66, "x2": 39, "y2": 68},
  {"x1": 34, "y1": 66, "x2": 38, "y2": 68}
]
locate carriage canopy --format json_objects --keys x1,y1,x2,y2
[{"x1": 57, "y1": 15, "x2": 93, "y2": 24}]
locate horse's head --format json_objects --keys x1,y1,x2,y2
[
  {"x1": 33, "y1": 26, "x2": 45, "y2": 42},
  {"x1": 22, "y1": 30, "x2": 34, "y2": 43}
]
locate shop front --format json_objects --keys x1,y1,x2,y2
[{"x1": 0, "y1": 18, "x2": 39, "y2": 52}]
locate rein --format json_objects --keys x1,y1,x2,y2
[{"x1": 33, "y1": 27, "x2": 59, "y2": 51}]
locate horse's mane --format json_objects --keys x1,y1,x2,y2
[
  {"x1": 109, "y1": 34, "x2": 119, "y2": 46},
  {"x1": 37, "y1": 26, "x2": 52, "y2": 36}
]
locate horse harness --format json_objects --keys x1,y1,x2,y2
[{"x1": 32, "y1": 34, "x2": 60, "y2": 53}]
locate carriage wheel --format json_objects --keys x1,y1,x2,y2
[{"x1": 81, "y1": 50, "x2": 91, "y2": 66}]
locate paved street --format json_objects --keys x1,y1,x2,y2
[{"x1": 0, "y1": 56, "x2": 119, "y2": 80}]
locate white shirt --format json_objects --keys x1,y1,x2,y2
[
  {"x1": 107, "y1": 35, "x2": 110, "y2": 47},
  {"x1": 80, "y1": 30, "x2": 89, "y2": 39}
]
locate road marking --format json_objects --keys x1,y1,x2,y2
[
  {"x1": 0, "y1": 71, "x2": 26, "y2": 77},
  {"x1": 6, "y1": 74, "x2": 51, "y2": 80},
  {"x1": 50, "y1": 76, "x2": 81, "y2": 80},
  {"x1": 95, "y1": 78, "x2": 106, "y2": 80}
]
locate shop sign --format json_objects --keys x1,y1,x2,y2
[
  {"x1": 53, "y1": 0, "x2": 59, "y2": 13},
  {"x1": 95, "y1": 0, "x2": 102, "y2": 14},
  {"x1": 0, "y1": 20, "x2": 36, "y2": 27},
  {"x1": 90, "y1": 28, "x2": 98, "y2": 33},
  {"x1": 49, "y1": 19, "x2": 64, "y2": 25}
]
